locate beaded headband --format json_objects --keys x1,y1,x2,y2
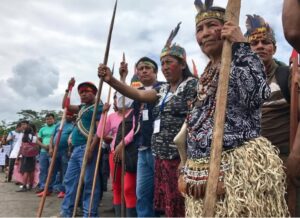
[
  {"x1": 136, "y1": 61, "x2": 156, "y2": 71},
  {"x1": 194, "y1": 0, "x2": 225, "y2": 25}
]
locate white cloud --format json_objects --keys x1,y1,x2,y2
[
  {"x1": 7, "y1": 58, "x2": 59, "y2": 98},
  {"x1": 0, "y1": 0, "x2": 294, "y2": 123}
]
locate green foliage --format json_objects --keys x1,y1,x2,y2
[{"x1": 0, "y1": 120, "x2": 11, "y2": 136}]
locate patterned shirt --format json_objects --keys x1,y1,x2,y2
[
  {"x1": 152, "y1": 77, "x2": 198, "y2": 159},
  {"x1": 187, "y1": 43, "x2": 271, "y2": 159}
]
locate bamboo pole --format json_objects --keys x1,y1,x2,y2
[
  {"x1": 87, "y1": 65, "x2": 114, "y2": 217},
  {"x1": 202, "y1": 0, "x2": 241, "y2": 216},
  {"x1": 37, "y1": 85, "x2": 74, "y2": 217},
  {"x1": 287, "y1": 50, "x2": 299, "y2": 216},
  {"x1": 72, "y1": 1, "x2": 118, "y2": 216},
  {"x1": 120, "y1": 52, "x2": 126, "y2": 217}
]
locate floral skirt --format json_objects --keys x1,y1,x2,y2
[{"x1": 184, "y1": 137, "x2": 289, "y2": 217}]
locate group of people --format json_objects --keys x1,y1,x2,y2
[
  {"x1": 96, "y1": 0, "x2": 300, "y2": 217},
  {"x1": 3, "y1": 112, "x2": 76, "y2": 196},
  {"x1": 1, "y1": 0, "x2": 300, "y2": 217}
]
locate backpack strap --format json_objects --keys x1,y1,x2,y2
[{"x1": 274, "y1": 66, "x2": 290, "y2": 103}]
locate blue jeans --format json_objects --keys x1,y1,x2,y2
[
  {"x1": 51, "y1": 150, "x2": 69, "y2": 192},
  {"x1": 136, "y1": 148, "x2": 156, "y2": 217},
  {"x1": 60, "y1": 145, "x2": 101, "y2": 217},
  {"x1": 39, "y1": 152, "x2": 50, "y2": 190}
]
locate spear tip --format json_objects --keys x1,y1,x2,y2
[{"x1": 122, "y1": 52, "x2": 126, "y2": 62}]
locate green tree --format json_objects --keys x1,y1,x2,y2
[{"x1": 13, "y1": 109, "x2": 62, "y2": 130}]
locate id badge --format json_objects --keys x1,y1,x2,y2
[
  {"x1": 153, "y1": 119, "x2": 161, "y2": 133},
  {"x1": 142, "y1": 109, "x2": 149, "y2": 121}
]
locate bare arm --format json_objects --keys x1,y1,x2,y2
[
  {"x1": 98, "y1": 64, "x2": 158, "y2": 103},
  {"x1": 49, "y1": 135, "x2": 54, "y2": 156},
  {"x1": 282, "y1": 0, "x2": 300, "y2": 53},
  {"x1": 36, "y1": 138, "x2": 48, "y2": 151}
]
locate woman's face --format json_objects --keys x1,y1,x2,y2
[
  {"x1": 196, "y1": 18, "x2": 224, "y2": 57},
  {"x1": 160, "y1": 55, "x2": 184, "y2": 84},
  {"x1": 250, "y1": 38, "x2": 276, "y2": 64}
]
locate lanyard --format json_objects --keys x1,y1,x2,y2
[{"x1": 159, "y1": 87, "x2": 171, "y2": 113}]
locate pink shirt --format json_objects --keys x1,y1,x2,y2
[{"x1": 96, "y1": 109, "x2": 135, "y2": 151}]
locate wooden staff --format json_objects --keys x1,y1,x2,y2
[
  {"x1": 37, "y1": 83, "x2": 74, "y2": 217},
  {"x1": 113, "y1": 53, "x2": 126, "y2": 184},
  {"x1": 287, "y1": 50, "x2": 299, "y2": 216},
  {"x1": 72, "y1": 1, "x2": 118, "y2": 216},
  {"x1": 87, "y1": 65, "x2": 115, "y2": 217},
  {"x1": 120, "y1": 52, "x2": 126, "y2": 217},
  {"x1": 202, "y1": 0, "x2": 241, "y2": 217}
]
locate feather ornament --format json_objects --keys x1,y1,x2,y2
[
  {"x1": 194, "y1": 0, "x2": 214, "y2": 12},
  {"x1": 245, "y1": 14, "x2": 266, "y2": 36},
  {"x1": 165, "y1": 22, "x2": 181, "y2": 48}
]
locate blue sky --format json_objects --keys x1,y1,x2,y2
[{"x1": 0, "y1": 0, "x2": 293, "y2": 122}]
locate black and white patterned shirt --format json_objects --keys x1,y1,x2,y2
[
  {"x1": 152, "y1": 77, "x2": 198, "y2": 159},
  {"x1": 187, "y1": 43, "x2": 271, "y2": 159}
]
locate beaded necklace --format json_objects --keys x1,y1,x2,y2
[
  {"x1": 187, "y1": 62, "x2": 220, "y2": 140},
  {"x1": 197, "y1": 62, "x2": 220, "y2": 102}
]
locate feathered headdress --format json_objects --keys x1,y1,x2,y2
[
  {"x1": 194, "y1": 0, "x2": 225, "y2": 25},
  {"x1": 244, "y1": 14, "x2": 276, "y2": 44},
  {"x1": 160, "y1": 22, "x2": 186, "y2": 61}
]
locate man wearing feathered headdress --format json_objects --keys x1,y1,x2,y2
[
  {"x1": 245, "y1": 14, "x2": 300, "y2": 216},
  {"x1": 176, "y1": 0, "x2": 289, "y2": 217}
]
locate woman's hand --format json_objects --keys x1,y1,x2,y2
[
  {"x1": 178, "y1": 174, "x2": 187, "y2": 196},
  {"x1": 102, "y1": 103, "x2": 111, "y2": 114},
  {"x1": 221, "y1": 21, "x2": 247, "y2": 43},
  {"x1": 98, "y1": 64, "x2": 113, "y2": 82},
  {"x1": 113, "y1": 142, "x2": 124, "y2": 163}
]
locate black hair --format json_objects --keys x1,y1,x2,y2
[
  {"x1": 22, "y1": 125, "x2": 34, "y2": 142},
  {"x1": 172, "y1": 55, "x2": 195, "y2": 80},
  {"x1": 30, "y1": 123, "x2": 37, "y2": 134},
  {"x1": 20, "y1": 120, "x2": 29, "y2": 125},
  {"x1": 16, "y1": 122, "x2": 22, "y2": 128},
  {"x1": 46, "y1": 113, "x2": 55, "y2": 119}
]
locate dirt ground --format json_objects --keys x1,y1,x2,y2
[{"x1": 0, "y1": 171, "x2": 114, "y2": 217}]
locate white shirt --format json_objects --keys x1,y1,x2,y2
[
  {"x1": 8, "y1": 131, "x2": 23, "y2": 159},
  {"x1": 10, "y1": 134, "x2": 37, "y2": 159}
]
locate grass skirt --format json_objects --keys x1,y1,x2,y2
[{"x1": 184, "y1": 137, "x2": 289, "y2": 217}]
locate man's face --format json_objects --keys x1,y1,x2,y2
[
  {"x1": 45, "y1": 116, "x2": 55, "y2": 126},
  {"x1": 250, "y1": 38, "x2": 276, "y2": 64},
  {"x1": 66, "y1": 114, "x2": 74, "y2": 122},
  {"x1": 196, "y1": 18, "x2": 224, "y2": 57},
  {"x1": 136, "y1": 62, "x2": 157, "y2": 86},
  {"x1": 79, "y1": 89, "x2": 95, "y2": 104}
]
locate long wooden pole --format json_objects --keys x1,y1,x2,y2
[
  {"x1": 72, "y1": 1, "x2": 118, "y2": 216},
  {"x1": 37, "y1": 85, "x2": 74, "y2": 217},
  {"x1": 87, "y1": 65, "x2": 114, "y2": 217},
  {"x1": 120, "y1": 52, "x2": 126, "y2": 217},
  {"x1": 287, "y1": 50, "x2": 299, "y2": 216},
  {"x1": 202, "y1": 1, "x2": 241, "y2": 216}
]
